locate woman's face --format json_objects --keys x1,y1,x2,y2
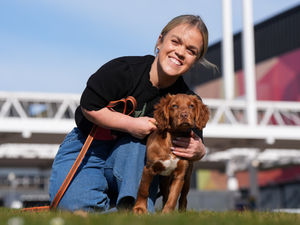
[{"x1": 156, "y1": 23, "x2": 203, "y2": 77}]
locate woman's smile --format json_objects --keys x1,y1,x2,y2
[{"x1": 169, "y1": 56, "x2": 182, "y2": 66}]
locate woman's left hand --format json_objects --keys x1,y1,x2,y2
[{"x1": 171, "y1": 130, "x2": 206, "y2": 161}]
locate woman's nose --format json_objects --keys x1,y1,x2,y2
[{"x1": 175, "y1": 46, "x2": 185, "y2": 58}]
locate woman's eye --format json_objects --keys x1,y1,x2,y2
[
  {"x1": 171, "y1": 39, "x2": 179, "y2": 45},
  {"x1": 187, "y1": 49, "x2": 196, "y2": 56}
]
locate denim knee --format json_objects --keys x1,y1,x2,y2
[{"x1": 49, "y1": 128, "x2": 114, "y2": 211}]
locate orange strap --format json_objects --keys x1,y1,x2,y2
[
  {"x1": 50, "y1": 124, "x2": 97, "y2": 209},
  {"x1": 107, "y1": 96, "x2": 137, "y2": 115},
  {"x1": 22, "y1": 96, "x2": 136, "y2": 212},
  {"x1": 21, "y1": 205, "x2": 50, "y2": 212}
]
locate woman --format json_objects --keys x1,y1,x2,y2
[{"x1": 49, "y1": 14, "x2": 211, "y2": 212}]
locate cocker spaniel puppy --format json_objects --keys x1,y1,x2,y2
[{"x1": 133, "y1": 94, "x2": 209, "y2": 214}]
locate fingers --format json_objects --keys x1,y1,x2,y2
[
  {"x1": 171, "y1": 147, "x2": 194, "y2": 158},
  {"x1": 148, "y1": 117, "x2": 157, "y2": 125},
  {"x1": 171, "y1": 135, "x2": 205, "y2": 161},
  {"x1": 148, "y1": 118, "x2": 158, "y2": 130},
  {"x1": 172, "y1": 145, "x2": 206, "y2": 161}
]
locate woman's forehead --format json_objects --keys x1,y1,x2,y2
[
  {"x1": 165, "y1": 24, "x2": 203, "y2": 48},
  {"x1": 168, "y1": 23, "x2": 201, "y2": 35}
]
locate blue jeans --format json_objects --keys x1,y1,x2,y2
[{"x1": 49, "y1": 128, "x2": 158, "y2": 212}]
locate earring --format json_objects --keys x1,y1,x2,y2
[{"x1": 156, "y1": 47, "x2": 160, "y2": 54}]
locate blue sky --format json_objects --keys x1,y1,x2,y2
[{"x1": 1, "y1": 0, "x2": 299, "y2": 94}]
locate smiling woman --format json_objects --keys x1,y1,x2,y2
[{"x1": 49, "y1": 14, "x2": 211, "y2": 213}]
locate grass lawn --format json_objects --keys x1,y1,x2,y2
[{"x1": 1, "y1": 208, "x2": 300, "y2": 225}]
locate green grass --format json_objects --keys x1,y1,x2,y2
[{"x1": 1, "y1": 208, "x2": 300, "y2": 225}]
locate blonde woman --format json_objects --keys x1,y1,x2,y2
[{"x1": 49, "y1": 15, "x2": 211, "y2": 213}]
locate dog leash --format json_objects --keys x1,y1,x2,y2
[{"x1": 22, "y1": 96, "x2": 136, "y2": 212}]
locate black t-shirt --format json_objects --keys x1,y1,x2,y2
[{"x1": 75, "y1": 55, "x2": 202, "y2": 139}]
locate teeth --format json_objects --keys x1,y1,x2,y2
[{"x1": 170, "y1": 57, "x2": 181, "y2": 65}]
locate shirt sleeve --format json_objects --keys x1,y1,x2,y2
[{"x1": 80, "y1": 58, "x2": 132, "y2": 111}]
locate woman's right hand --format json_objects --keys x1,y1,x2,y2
[{"x1": 127, "y1": 117, "x2": 157, "y2": 139}]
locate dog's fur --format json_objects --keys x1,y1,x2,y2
[{"x1": 133, "y1": 94, "x2": 209, "y2": 214}]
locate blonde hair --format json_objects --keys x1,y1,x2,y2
[{"x1": 155, "y1": 15, "x2": 216, "y2": 69}]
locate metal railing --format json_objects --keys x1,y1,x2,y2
[
  {"x1": 1, "y1": 91, "x2": 300, "y2": 141},
  {"x1": 203, "y1": 98, "x2": 300, "y2": 142}
]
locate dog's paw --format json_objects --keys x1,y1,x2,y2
[
  {"x1": 162, "y1": 206, "x2": 174, "y2": 214},
  {"x1": 133, "y1": 205, "x2": 147, "y2": 214}
]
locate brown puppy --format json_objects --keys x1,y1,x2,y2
[{"x1": 133, "y1": 93, "x2": 209, "y2": 214}]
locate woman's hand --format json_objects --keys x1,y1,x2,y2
[
  {"x1": 127, "y1": 117, "x2": 157, "y2": 139},
  {"x1": 171, "y1": 130, "x2": 206, "y2": 161}
]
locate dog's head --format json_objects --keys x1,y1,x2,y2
[{"x1": 154, "y1": 94, "x2": 209, "y2": 132}]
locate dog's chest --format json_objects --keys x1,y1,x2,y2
[{"x1": 158, "y1": 155, "x2": 180, "y2": 176}]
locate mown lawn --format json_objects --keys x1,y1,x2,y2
[{"x1": 1, "y1": 208, "x2": 300, "y2": 225}]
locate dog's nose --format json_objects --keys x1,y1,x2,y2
[{"x1": 180, "y1": 111, "x2": 188, "y2": 119}]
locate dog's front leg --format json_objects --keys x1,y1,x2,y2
[
  {"x1": 162, "y1": 160, "x2": 189, "y2": 213},
  {"x1": 133, "y1": 166, "x2": 154, "y2": 214},
  {"x1": 178, "y1": 163, "x2": 193, "y2": 211},
  {"x1": 159, "y1": 175, "x2": 171, "y2": 208}
]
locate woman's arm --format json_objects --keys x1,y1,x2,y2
[{"x1": 81, "y1": 107, "x2": 157, "y2": 139}]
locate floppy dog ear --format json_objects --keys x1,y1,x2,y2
[
  {"x1": 154, "y1": 94, "x2": 173, "y2": 131},
  {"x1": 194, "y1": 97, "x2": 210, "y2": 130}
]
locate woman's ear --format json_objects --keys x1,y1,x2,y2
[
  {"x1": 156, "y1": 35, "x2": 163, "y2": 50},
  {"x1": 154, "y1": 94, "x2": 172, "y2": 131},
  {"x1": 194, "y1": 98, "x2": 210, "y2": 130},
  {"x1": 157, "y1": 34, "x2": 163, "y2": 43}
]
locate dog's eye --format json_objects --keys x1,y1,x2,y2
[
  {"x1": 189, "y1": 104, "x2": 194, "y2": 109},
  {"x1": 171, "y1": 104, "x2": 178, "y2": 109}
]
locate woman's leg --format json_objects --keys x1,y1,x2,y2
[
  {"x1": 49, "y1": 128, "x2": 114, "y2": 212},
  {"x1": 105, "y1": 135, "x2": 159, "y2": 212}
]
